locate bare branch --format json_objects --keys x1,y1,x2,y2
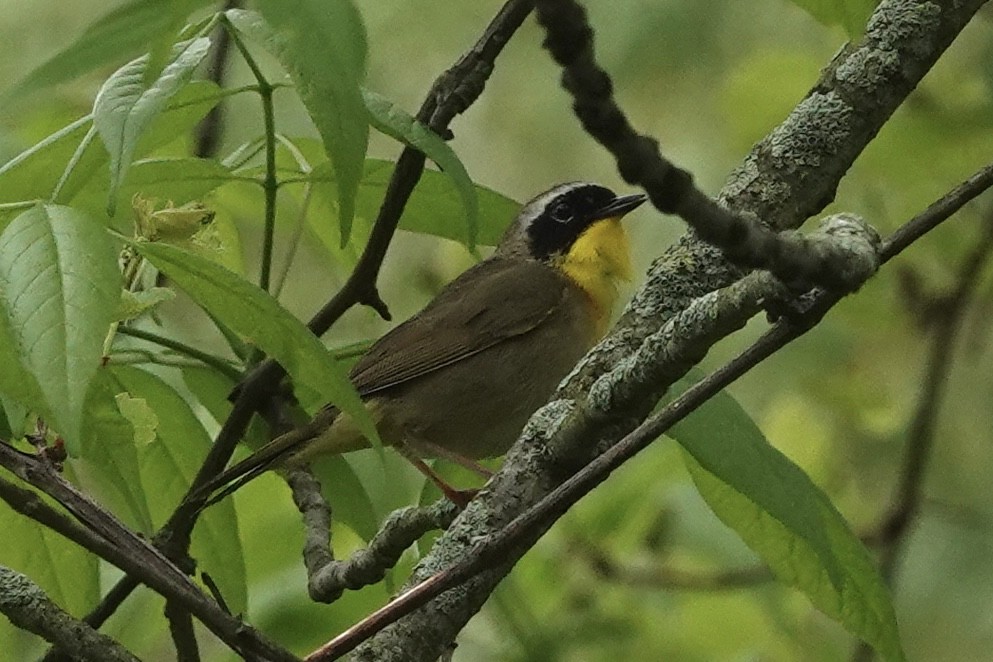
[
  {"x1": 288, "y1": 467, "x2": 459, "y2": 603},
  {"x1": 852, "y1": 216, "x2": 993, "y2": 662},
  {"x1": 0, "y1": 446, "x2": 299, "y2": 662},
  {"x1": 535, "y1": 0, "x2": 872, "y2": 291}
]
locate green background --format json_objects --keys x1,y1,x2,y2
[{"x1": 2, "y1": 1, "x2": 993, "y2": 660}]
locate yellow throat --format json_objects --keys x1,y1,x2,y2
[{"x1": 557, "y1": 217, "x2": 632, "y2": 336}]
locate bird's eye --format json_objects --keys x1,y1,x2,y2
[{"x1": 550, "y1": 202, "x2": 572, "y2": 223}]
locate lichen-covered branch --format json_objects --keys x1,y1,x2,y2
[
  {"x1": 348, "y1": 0, "x2": 989, "y2": 658},
  {"x1": 0, "y1": 565, "x2": 139, "y2": 662},
  {"x1": 289, "y1": 468, "x2": 459, "y2": 603},
  {"x1": 535, "y1": 0, "x2": 873, "y2": 291}
]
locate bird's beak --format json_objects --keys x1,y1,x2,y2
[{"x1": 590, "y1": 193, "x2": 647, "y2": 221}]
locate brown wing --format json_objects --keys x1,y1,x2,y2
[{"x1": 350, "y1": 257, "x2": 572, "y2": 397}]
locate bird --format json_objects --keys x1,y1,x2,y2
[{"x1": 197, "y1": 182, "x2": 646, "y2": 509}]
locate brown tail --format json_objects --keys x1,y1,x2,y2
[{"x1": 192, "y1": 407, "x2": 339, "y2": 511}]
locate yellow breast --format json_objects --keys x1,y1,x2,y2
[{"x1": 556, "y1": 217, "x2": 632, "y2": 337}]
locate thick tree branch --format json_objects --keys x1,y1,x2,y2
[
  {"x1": 347, "y1": 0, "x2": 991, "y2": 656},
  {"x1": 338, "y1": 158, "x2": 993, "y2": 660},
  {"x1": 0, "y1": 565, "x2": 139, "y2": 662},
  {"x1": 321, "y1": 215, "x2": 880, "y2": 660}
]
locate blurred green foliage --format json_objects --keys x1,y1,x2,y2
[{"x1": 0, "y1": 1, "x2": 992, "y2": 661}]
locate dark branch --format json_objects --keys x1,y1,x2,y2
[
  {"x1": 852, "y1": 216, "x2": 993, "y2": 662},
  {"x1": 0, "y1": 446, "x2": 299, "y2": 662},
  {"x1": 193, "y1": 0, "x2": 242, "y2": 158},
  {"x1": 534, "y1": 0, "x2": 878, "y2": 292}
]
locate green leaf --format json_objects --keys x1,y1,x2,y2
[
  {"x1": 226, "y1": 5, "x2": 369, "y2": 242},
  {"x1": 312, "y1": 455, "x2": 379, "y2": 541},
  {"x1": 68, "y1": 157, "x2": 234, "y2": 221},
  {"x1": 0, "y1": 116, "x2": 93, "y2": 204},
  {"x1": 669, "y1": 383, "x2": 905, "y2": 661},
  {"x1": 0, "y1": 502, "x2": 100, "y2": 616},
  {"x1": 4, "y1": 0, "x2": 215, "y2": 100},
  {"x1": 785, "y1": 0, "x2": 879, "y2": 37},
  {"x1": 130, "y1": 240, "x2": 380, "y2": 448},
  {"x1": 363, "y1": 90, "x2": 478, "y2": 249},
  {"x1": 0, "y1": 81, "x2": 221, "y2": 213},
  {"x1": 115, "y1": 391, "x2": 158, "y2": 447},
  {"x1": 116, "y1": 288, "x2": 176, "y2": 322},
  {"x1": 308, "y1": 158, "x2": 517, "y2": 248},
  {"x1": 78, "y1": 370, "x2": 156, "y2": 533},
  {"x1": 93, "y1": 37, "x2": 212, "y2": 215},
  {"x1": 180, "y1": 365, "x2": 269, "y2": 450},
  {"x1": 0, "y1": 205, "x2": 121, "y2": 452},
  {"x1": 108, "y1": 365, "x2": 247, "y2": 614}
]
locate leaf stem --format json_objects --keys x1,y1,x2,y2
[
  {"x1": 115, "y1": 326, "x2": 242, "y2": 381},
  {"x1": 49, "y1": 126, "x2": 97, "y2": 203},
  {"x1": 222, "y1": 17, "x2": 279, "y2": 294},
  {"x1": 0, "y1": 200, "x2": 42, "y2": 212}
]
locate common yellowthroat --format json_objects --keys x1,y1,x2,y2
[{"x1": 200, "y1": 183, "x2": 645, "y2": 507}]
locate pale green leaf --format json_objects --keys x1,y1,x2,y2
[
  {"x1": 226, "y1": 5, "x2": 368, "y2": 242},
  {"x1": 4, "y1": 0, "x2": 215, "y2": 99},
  {"x1": 130, "y1": 240, "x2": 380, "y2": 448},
  {"x1": 78, "y1": 369, "x2": 156, "y2": 533},
  {"x1": 670, "y1": 383, "x2": 905, "y2": 661},
  {"x1": 0, "y1": 205, "x2": 121, "y2": 452},
  {"x1": 308, "y1": 157, "x2": 517, "y2": 248},
  {"x1": 786, "y1": 0, "x2": 879, "y2": 37},
  {"x1": 363, "y1": 89, "x2": 478, "y2": 248},
  {"x1": 0, "y1": 117, "x2": 93, "y2": 204},
  {"x1": 312, "y1": 455, "x2": 379, "y2": 542},
  {"x1": 114, "y1": 392, "x2": 158, "y2": 447},
  {"x1": 0, "y1": 81, "x2": 221, "y2": 212},
  {"x1": 68, "y1": 157, "x2": 234, "y2": 221},
  {"x1": 93, "y1": 37, "x2": 212, "y2": 214},
  {"x1": 108, "y1": 365, "x2": 247, "y2": 614},
  {"x1": 116, "y1": 287, "x2": 176, "y2": 322},
  {"x1": 0, "y1": 502, "x2": 100, "y2": 616}
]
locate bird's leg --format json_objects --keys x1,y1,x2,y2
[
  {"x1": 394, "y1": 443, "x2": 477, "y2": 509},
  {"x1": 408, "y1": 440, "x2": 495, "y2": 478}
]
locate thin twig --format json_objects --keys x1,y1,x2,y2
[
  {"x1": 534, "y1": 0, "x2": 875, "y2": 291},
  {"x1": 222, "y1": 16, "x2": 279, "y2": 293},
  {"x1": 851, "y1": 217, "x2": 993, "y2": 662},
  {"x1": 289, "y1": 466, "x2": 459, "y2": 603},
  {"x1": 167, "y1": 599, "x2": 202, "y2": 662},
  {"x1": 115, "y1": 325, "x2": 241, "y2": 381}
]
